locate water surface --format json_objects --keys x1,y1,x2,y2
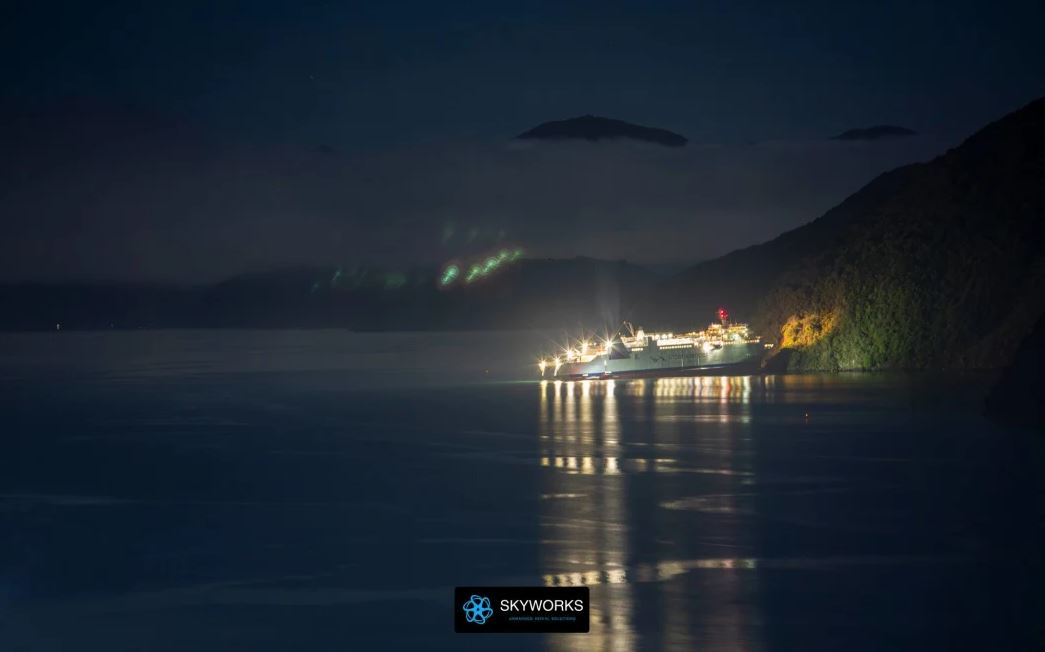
[{"x1": 1, "y1": 330, "x2": 1042, "y2": 650}]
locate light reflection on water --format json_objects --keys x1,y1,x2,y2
[
  {"x1": 2, "y1": 331, "x2": 1036, "y2": 651},
  {"x1": 544, "y1": 557, "x2": 760, "y2": 587},
  {"x1": 538, "y1": 376, "x2": 761, "y2": 651}
]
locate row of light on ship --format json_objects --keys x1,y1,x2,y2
[
  {"x1": 536, "y1": 357, "x2": 564, "y2": 375},
  {"x1": 542, "y1": 357, "x2": 561, "y2": 375},
  {"x1": 538, "y1": 337, "x2": 615, "y2": 375}
]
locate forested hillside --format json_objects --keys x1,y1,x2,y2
[{"x1": 664, "y1": 97, "x2": 1045, "y2": 371}]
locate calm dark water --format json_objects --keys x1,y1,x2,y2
[{"x1": 1, "y1": 331, "x2": 1042, "y2": 651}]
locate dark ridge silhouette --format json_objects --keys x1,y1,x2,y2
[
  {"x1": 517, "y1": 115, "x2": 687, "y2": 147},
  {"x1": 654, "y1": 97, "x2": 1045, "y2": 372},
  {"x1": 831, "y1": 125, "x2": 917, "y2": 141}
]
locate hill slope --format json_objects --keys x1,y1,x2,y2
[{"x1": 660, "y1": 97, "x2": 1045, "y2": 370}]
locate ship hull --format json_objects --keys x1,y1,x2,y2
[{"x1": 547, "y1": 341, "x2": 764, "y2": 380}]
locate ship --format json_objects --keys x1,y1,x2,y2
[{"x1": 538, "y1": 309, "x2": 770, "y2": 379}]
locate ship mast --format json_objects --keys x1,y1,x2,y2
[{"x1": 718, "y1": 307, "x2": 729, "y2": 327}]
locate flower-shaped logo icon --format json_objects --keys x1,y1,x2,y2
[{"x1": 462, "y1": 594, "x2": 493, "y2": 625}]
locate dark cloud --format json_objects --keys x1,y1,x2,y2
[
  {"x1": 516, "y1": 116, "x2": 688, "y2": 147},
  {"x1": 831, "y1": 126, "x2": 917, "y2": 141}
]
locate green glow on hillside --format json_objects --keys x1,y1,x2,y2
[
  {"x1": 441, "y1": 247, "x2": 525, "y2": 287},
  {"x1": 440, "y1": 265, "x2": 460, "y2": 286}
]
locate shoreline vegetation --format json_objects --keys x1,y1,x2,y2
[{"x1": 656, "y1": 97, "x2": 1045, "y2": 379}]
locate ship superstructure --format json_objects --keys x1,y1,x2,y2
[{"x1": 538, "y1": 310, "x2": 768, "y2": 379}]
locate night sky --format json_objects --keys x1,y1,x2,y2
[{"x1": 3, "y1": 0, "x2": 1043, "y2": 282}]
